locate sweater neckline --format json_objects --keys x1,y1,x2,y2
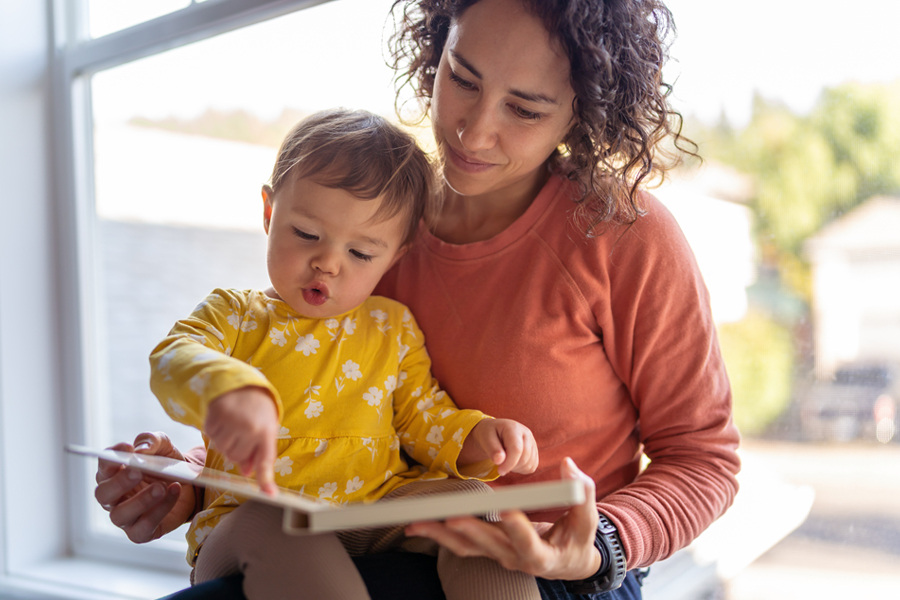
[{"x1": 420, "y1": 174, "x2": 564, "y2": 260}]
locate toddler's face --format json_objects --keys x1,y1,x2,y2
[{"x1": 262, "y1": 175, "x2": 407, "y2": 318}]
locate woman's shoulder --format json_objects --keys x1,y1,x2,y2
[{"x1": 542, "y1": 176, "x2": 691, "y2": 264}]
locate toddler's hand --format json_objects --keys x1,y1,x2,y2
[
  {"x1": 205, "y1": 386, "x2": 279, "y2": 495},
  {"x1": 462, "y1": 419, "x2": 539, "y2": 476}
]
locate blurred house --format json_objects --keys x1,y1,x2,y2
[
  {"x1": 655, "y1": 161, "x2": 756, "y2": 324},
  {"x1": 805, "y1": 196, "x2": 900, "y2": 378}
]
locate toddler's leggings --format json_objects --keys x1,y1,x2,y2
[{"x1": 193, "y1": 478, "x2": 540, "y2": 600}]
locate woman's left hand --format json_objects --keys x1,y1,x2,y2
[{"x1": 405, "y1": 457, "x2": 603, "y2": 580}]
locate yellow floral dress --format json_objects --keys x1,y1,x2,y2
[{"x1": 149, "y1": 288, "x2": 496, "y2": 564}]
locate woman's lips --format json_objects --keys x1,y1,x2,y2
[
  {"x1": 302, "y1": 283, "x2": 329, "y2": 307},
  {"x1": 445, "y1": 145, "x2": 495, "y2": 174}
]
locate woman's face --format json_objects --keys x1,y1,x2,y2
[{"x1": 430, "y1": 0, "x2": 576, "y2": 203}]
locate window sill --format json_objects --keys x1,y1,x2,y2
[{"x1": 1, "y1": 557, "x2": 189, "y2": 600}]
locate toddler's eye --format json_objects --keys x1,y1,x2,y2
[
  {"x1": 350, "y1": 250, "x2": 374, "y2": 262},
  {"x1": 293, "y1": 228, "x2": 318, "y2": 241}
]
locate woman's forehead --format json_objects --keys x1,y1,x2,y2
[{"x1": 447, "y1": 0, "x2": 572, "y2": 91}]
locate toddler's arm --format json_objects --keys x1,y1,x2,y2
[
  {"x1": 458, "y1": 419, "x2": 539, "y2": 476},
  {"x1": 205, "y1": 386, "x2": 279, "y2": 494}
]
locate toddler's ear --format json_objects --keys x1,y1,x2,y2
[
  {"x1": 261, "y1": 185, "x2": 274, "y2": 233},
  {"x1": 388, "y1": 244, "x2": 409, "y2": 269}
]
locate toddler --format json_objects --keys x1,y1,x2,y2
[{"x1": 150, "y1": 109, "x2": 541, "y2": 600}]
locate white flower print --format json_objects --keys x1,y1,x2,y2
[
  {"x1": 363, "y1": 387, "x2": 383, "y2": 407},
  {"x1": 345, "y1": 476, "x2": 364, "y2": 494},
  {"x1": 204, "y1": 325, "x2": 225, "y2": 341},
  {"x1": 361, "y1": 438, "x2": 377, "y2": 460},
  {"x1": 240, "y1": 318, "x2": 258, "y2": 332},
  {"x1": 305, "y1": 400, "x2": 324, "y2": 418},
  {"x1": 428, "y1": 447, "x2": 439, "y2": 461},
  {"x1": 416, "y1": 395, "x2": 435, "y2": 412},
  {"x1": 384, "y1": 470, "x2": 394, "y2": 482},
  {"x1": 193, "y1": 299, "x2": 210, "y2": 312},
  {"x1": 426, "y1": 425, "x2": 445, "y2": 445},
  {"x1": 274, "y1": 456, "x2": 294, "y2": 476},
  {"x1": 452, "y1": 428, "x2": 464, "y2": 444},
  {"x1": 223, "y1": 458, "x2": 235, "y2": 472},
  {"x1": 324, "y1": 319, "x2": 339, "y2": 330},
  {"x1": 397, "y1": 371, "x2": 408, "y2": 389},
  {"x1": 370, "y1": 309, "x2": 391, "y2": 334},
  {"x1": 277, "y1": 426, "x2": 291, "y2": 439},
  {"x1": 401, "y1": 310, "x2": 416, "y2": 338},
  {"x1": 411, "y1": 386, "x2": 422, "y2": 398},
  {"x1": 295, "y1": 334, "x2": 320, "y2": 356},
  {"x1": 269, "y1": 328, "x2": 287, "y2": 347},
  {"x1": 156, "y1": 350, "x2": 176, "y2": 380},
  {"x1": 304, "y1": 382, "x2": 321, "y2": 397},
  {"x1": 342, "y1": 360, "x2": 362, "y2": 381},
  {"x1": 443, "y1": 461, "x2": 454, "y2": 474},
  {"x1": 390, "y1": 436, "x2": 400, "y2": 451},
  {"x1": 194, "y1": 525, "x2": 214, "y2": 545},
  {"x1": 188, "y1": 372, "x2": 210, "y2": 396},
  {"x1": 188, "y1": 334, "x2": 208, "y2": 345},
  {"x1": 190, "y1": 351, "x2": 221, "y2": 364},
  {"x1": 226, "y1": 313, "x2": 241, "y2": 330},
  {"x1": 384, "y1": 375, "x2": 397, "y2": 394},
  {"x1": 318, "y1": 482, "x2": 337, "y2": 499},
  {"x1": 397, "y1": 335, "x2": 410, "y2": 363},
  {"x1": 314, "y1": 440, "x2": 328, "y2": 457},
  {"x1": 166, "y1": 398, "x2": 186, "y2": 418},
  {"x1": 340, "y1": 317, "x2": 356, "y2": 335},
  {"x1": 220, "y1": 492, "x2": 239, "y2": 506}
]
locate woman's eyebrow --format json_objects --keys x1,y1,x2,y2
[{"x1": 449, "y1": 50, "x2": 559, "y2": 106}]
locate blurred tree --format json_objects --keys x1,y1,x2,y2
[{"x1": 686, "y1": 80, "x2": 900, "y2": 302}]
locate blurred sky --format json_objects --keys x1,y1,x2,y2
[{"x1": 89, "y1": 0, "x2": 900, "y2": 127}]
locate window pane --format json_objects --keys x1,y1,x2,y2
[{"x1": 87, "y1": 0, "x2": 402, "y2": 548}]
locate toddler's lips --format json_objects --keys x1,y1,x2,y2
[{"x1": 302, "y1": 287, "x2": 328, "y2": 307}]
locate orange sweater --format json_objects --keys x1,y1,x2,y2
[{"x1": 375, "y1": 174, "x2": 741, "y2": 569}]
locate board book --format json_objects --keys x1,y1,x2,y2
[{"x1": 67, "y1": 444, "x2": 584, "y2": 534}]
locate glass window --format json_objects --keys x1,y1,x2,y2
[{"x1": 89, "y1": 0, "x2": 193, "y2": 38}]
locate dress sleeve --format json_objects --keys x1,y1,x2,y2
[
  {"x1": 592, "y1": 195, "x2": 742, "y2": 568},
  {"x1": 388, "y1": 307, "x2": 498, "y2": 480},
  {"x1": 149, "y1": 289, "x2": 282, "y2": 430}
]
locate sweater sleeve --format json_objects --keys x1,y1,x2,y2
[
  {"x1": 149, "y1": 289, "x2": 282, "y2": 429},
  {"x1": 387, "y1": 306, "x2": 498, "y2": 481},
  {"x1": 591, "y1": 195, "x2": 741, "y2": 569}
]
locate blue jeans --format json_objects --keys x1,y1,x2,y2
[{"x1": 161, "y1": 553, "x2": 647, "y2": 600}]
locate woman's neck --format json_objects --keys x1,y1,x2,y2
[{"x1": 431, "y1": 167, "x2": 550, "y2": 245}]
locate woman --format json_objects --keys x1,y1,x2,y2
[{"x1": 96, "y1": 0, "x2": 740, "y2": 598}]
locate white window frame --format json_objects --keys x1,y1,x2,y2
[{"x1": 0, "y1": 1, "x2": 333, "y2": 598}]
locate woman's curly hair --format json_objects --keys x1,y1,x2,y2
[{"x1": 389, "y1": 0, "x2": 697, "y2": 231}]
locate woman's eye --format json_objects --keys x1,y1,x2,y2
[
  {"x1": 350, "y1": 249, "x2": 374, "y2": 262},
  {"x1": 449, "y1": 71, "x2": 476, "y2": 91},
  {"x1": 512, "y1": 105, "x2": 542, "y2": 121},
  {"x1": 293, "y1": 228, "x2": 318, "y2": 241}
]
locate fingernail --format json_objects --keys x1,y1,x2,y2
[
  {"x1": 150, "y1": 484, "x2": 163, "y2": 499},
  {"x1": 134, "y1": 442, "x2": 151, "y2": 452}
]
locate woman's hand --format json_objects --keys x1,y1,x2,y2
[
  {"x1": 406, "y1": 457, "x2": 602, "y2": 580},
  {"x1": 94, "y1": 432, "x2": 197, "y2": 543},
  {"x1": 205, "y1": 386, "x2": 279, "y2": 495},
  {"x1": 459, "y1": 418, "x2": 539, "y2": 476}
]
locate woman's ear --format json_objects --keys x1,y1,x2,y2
[{"x1": 261, "y1": 184, "x2": 274, "y2": 233}]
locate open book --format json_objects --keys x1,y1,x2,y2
[{"x1": 68, "y1": 444, "x2": 584, "y2": 534}]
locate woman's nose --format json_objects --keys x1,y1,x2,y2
[{"x1": 458, "y1": 100, "x2": 498, "y2": 152}]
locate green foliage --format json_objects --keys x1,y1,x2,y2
[
  {"x1": 718, "y1": 312, "x2": 794, "y2": 437},
  {"x1": 686, "y1": 80, "x2": 900, "y2": 302}
]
